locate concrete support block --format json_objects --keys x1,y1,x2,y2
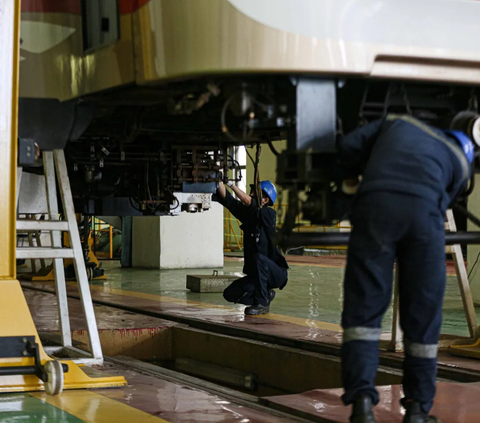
[
  {"x1": 132, "y1": 217, "x2": 161, "y2": 268},
  {"x1": 133, "y1": 202, "x2": 224, "y2": 269}
]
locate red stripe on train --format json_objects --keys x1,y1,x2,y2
[
  {"x1": 119, "y1": 0, "x2": 151, "y2": 14},
  {"x1": 21, "y1": 0, "x2": 81, "y2": 14},
  {"x1": 21, "y1": 0, "x2": 151, "y2": 15}
]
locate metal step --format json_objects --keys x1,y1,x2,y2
[
  {"x1": 16, "y1": 247, "x2": 74, "y2": 259},
  {"x1": 16, "y1": 220, "x2": 69, "y2": 231}
]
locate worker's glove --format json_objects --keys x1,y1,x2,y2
[{"x1": 226, "y1": 180, "x2": 234, "y2": 188}]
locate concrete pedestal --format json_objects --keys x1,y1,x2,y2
[
  {"x1": 132, "y1": 202, "x2": 224, "y2": 269},
  {"x1": 186, "y1": 274, "x2": 238, "y2": 292}
]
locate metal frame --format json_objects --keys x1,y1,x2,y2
[
  {"x1": 386, "y1": 210, "x2": 478, "y2": 352},
  {"x1": 446, "y1": 209, "x2": 478, "y2": 339},
  {"x1": 0, "y1": 336, "x2": 68, "y2": 378},
  {"x1": 388, "y1": 270, "x2": 402, "y2": 352},
  {"x1": 50, "y1": 150, "x2": 103, "y2": 363},
  {"x1": 17, "y1": 150, "x2": 103, "y2": 364},
  {"x1": 44, "y1": 151, "x2": 72, "y2": 351}
]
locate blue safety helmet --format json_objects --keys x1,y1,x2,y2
[
  {"x1": 444, "y1": 130, "x2": 475, "y2": 164},
  {"x1": 260, "y1": 180, "x2": 277, "y2": 206},
  {"x1": 249, "y1": 180, "x2": 278, "y2": 205}
]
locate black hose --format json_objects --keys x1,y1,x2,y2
[
  {"x1": 283, "y1": 231, "x2": 480, "y2": 247},
  {"x1": 463, "y1": 173, "x2": 475, "y2": 197},
  {"x1": 453, "y1": 204, "x2": 480, "y2": 229},
  {"x1": 267, "y1": 137, "x2": 280, "y2": 157},
  {"x1": 254, "y1": 143, "x2": 262, "y2": 208},
  {"x1": 278, "y1": 190, "x2": 299, "y2": 252},
  {"x1": 129, "y1": 197, "x2": 142, "y2": 212}
]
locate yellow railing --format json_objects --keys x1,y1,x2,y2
[
  {"x1": 92, "y1": 218, "x2": 114, "y2": 259},
  {"x1": 224, "y1": 210, "x2": 244, "y2": 251},
  {"x1": 223, "y1": 204, "x2": 351, "y2": 251}
]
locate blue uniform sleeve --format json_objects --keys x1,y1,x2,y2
[
  {"x1": 214, "y1": 189, "x2": 257, "y2": 224},
  {"x1": 337, "y1": 119, "x2": 385, "y2": 178}
]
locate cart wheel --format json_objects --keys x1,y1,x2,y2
[{"x1": 44, "y1": 360, "x2": 64, "y2": 395}]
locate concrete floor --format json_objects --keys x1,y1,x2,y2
[
  {"x1": 13, "y1": 257, "x2": 480, "y2": 423},
  {"x1": 266, "y1": 382, "x2": 480, "y2": 422},
  {"x1": 0, "y1": 364, "x2": 292, "y2": 423},
  {"x1": 93, "y1": 258, "x2": 475, "y2": 337}
]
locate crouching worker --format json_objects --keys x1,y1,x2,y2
[{"x1": 214, "y1": 180, "x2": 289, "y2": 315}]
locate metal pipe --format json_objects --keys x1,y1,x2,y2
[
  {"x1": 284, "y1": 231, "x2": 480, "y2": 247},
  {"x1": 0, "y1": 363, "x2": 68, "y2": 377},
  {"x1": 109, "y1": 226, "x2": 113, "y2": 259},
  {"x1": 453, "y1": 204, "x2": 480, "y2": 229},
  {"x1": 0, "y1": 366, "x2": 37, "y2": 376},
  {"x1": 445, "y1": 232, "x2": 480, "y2": 245}
]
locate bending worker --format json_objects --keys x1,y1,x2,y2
[
  {"x1": 337, "y1": 114, "x2": 474, "y2": 423},
  {"x1": 215, "y1": 180, "x2": 288, "y2": 315}
]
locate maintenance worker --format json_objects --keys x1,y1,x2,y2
[
  {"x1": 337, "y1": 114, "x2": 474, "y2": 423},
  {"x1": 214, "y1": 180, "x2": 289, "y2": 315}
]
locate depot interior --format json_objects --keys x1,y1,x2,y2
[{"x1": 4, "y1": 0, "x2": 480, "y2": 422}]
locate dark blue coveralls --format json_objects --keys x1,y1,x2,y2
[
  {"x1": 215, "y1": 190, "x2": 288, "y2": 306},
  {"x1": 338, "y1": 115, "x2": 471, "y2": 413}
]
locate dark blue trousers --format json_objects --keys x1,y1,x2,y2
[
  {"x1": 223, "y1": 253, "x2": 288, "y2": 306},
  {"x1": 342, "y1": 192, "x2": 446, "y2": 414}
]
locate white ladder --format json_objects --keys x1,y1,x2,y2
[
  {"x1": 387, "y1": 209, "x2": 478, "y2": 351},
  {"x1": 16, "y1": 150, "x2": 103, "y2": 365}
]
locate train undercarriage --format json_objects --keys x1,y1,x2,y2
[{"x1": 19, "y1": 76, "x2": 480, "y2": 232}]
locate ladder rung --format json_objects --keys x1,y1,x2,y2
[
  {"x1": 16, "y1": 247, "x2": 75, "y2": 259},
  {"x1": 16, "y1": 221, "x2": 69, "y2": 231}
]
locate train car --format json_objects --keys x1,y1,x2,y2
[{"x1": 18, "y1": 0, "x2": 480, "y2": 220}]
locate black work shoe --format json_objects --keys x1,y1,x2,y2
[
  {"x1": 402, "y1": 401, "x2": 440, "y2": 423},
  {"x1": 245, "y1": 304, "x2": 270, "y2": 316},
  {"x1": 269, "y1": 289, "x2": 276, "y2": 304},
  {"x1": 350, "y1": 395, "x2": 376, "y2": 423}
]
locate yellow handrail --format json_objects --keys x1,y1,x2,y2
[{"x1": 92, "y1": 217, "x2": 114, "y2": 259}]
